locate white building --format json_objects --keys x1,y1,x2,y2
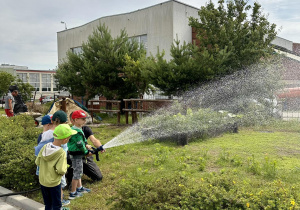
[
  {"x1": 57, "y1": 0, "x2": 297, "y2": 65},
  {"x1": 57, "y1": 0, "x2": 199, "y2": 64},
  {"x1": 56, "y1": 0, "x2": 300, "y2": 101},
  {"x1": 0, "y1": 64, "x2": 58, "y2": 97}
]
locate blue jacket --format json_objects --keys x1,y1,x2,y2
[
  {"x1": 35, "y1": 138, "x2": 54, "y2": 176},
  {"x1": 35, "y1": 138, "x2": 54, "y2": 156},
  {"x1": 35, "y1": 137, "x2": 68, "y2": 175}
]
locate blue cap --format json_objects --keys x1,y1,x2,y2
[{"x1": 41, "y1": 115, "x2": 52, "y2": 125}]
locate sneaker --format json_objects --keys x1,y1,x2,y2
[
  {"x1": 61, "y1": 207, "x2": 70, "y2": 210},
  {"x1": 68, "y1": 191, "x2": 83, "y2": 200},
  {"x1": 77, "y1": 186, "x2": 91, "y2": 193},
  {"x1": 62, "y1": 199, "x2": 70, "y2": 206}
]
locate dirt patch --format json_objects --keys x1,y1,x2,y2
[
  {"x1": 275, "y1": 147, "x2": 300, "y2": 156},
  {"x1": 206, "y1": 165, "x2": 221, "y2": 173}
]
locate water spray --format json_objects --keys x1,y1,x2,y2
[{"x1": 103, "y1": 59, "x2": 284, "y2": 149}]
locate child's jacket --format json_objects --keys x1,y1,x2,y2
[
  {"x1": 67, "y1": 127, "x2": 88, "y2": 156},
  {"x1": 35, "y1": 143, "x2": 67, "y2": 187}
]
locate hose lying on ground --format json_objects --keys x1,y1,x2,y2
[{"x1": 0, "y1": 187, "x2": 40, "y2": 197}]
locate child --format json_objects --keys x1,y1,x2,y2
[
  {"x1": 68, "y1": 110, "x2": 92, "y2": 199},
  {"x1": 66, "y1": 112, "x2": 105, "y2": 184},
  {"x1": 35, "y1": 124, "x2": 77, "y2": 210},
  {"x1": 37, "y1": 115, "x2": 53, "y2": 144},
  {"x1": 40, "y1": 110, "x2": 68, "y2": 143},
  {"x1": 35, "y1": 110, "x2": 70, "y2": 206},
  {"x1": 35, "y1": 115, "x2": 53, "y2": 177}
]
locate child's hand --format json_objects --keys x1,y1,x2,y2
[
  {"x1": 86, "y1": 151, "x2": 93, "y2": 157},
  {"x1": 86, "y1": 144, "x2": 92, "y2": 150},
  {"x1": 97, "y1": 145, "x2": 105, "y2": 153}
]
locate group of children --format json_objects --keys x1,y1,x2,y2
[{"x1": 35, "y1": 110, "x2": 104, "y2": 210}]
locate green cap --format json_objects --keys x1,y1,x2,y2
[
  {"x1": 52, "y1": 110, "x2": 68, "y2": 123},
  {"x1": 53, "y1": 124, "x2": 77, "y2": 139}
]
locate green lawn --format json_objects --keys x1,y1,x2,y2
[
  {"x1": 0, "y1": 107, "x2": 5, "y2": 115},
  {"x1": 26, "y1": 119, "x2": 300, "y2": 209}
]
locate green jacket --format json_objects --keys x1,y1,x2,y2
[
  {"x1": 35, "y1": 143, "x2": 67, "y2": 187},
  {"x1": 67, "y1": 127, "x2": 88, "y2": 156}
]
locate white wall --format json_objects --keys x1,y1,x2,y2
[
  {"x1": 271, "y1": 36, "x2": 293, "y2": 51},
  {"x1": 172, "y1": 2, "x2": 199, "y2": 49},
  {"x1": 57, "y1": 1, "x2": 199, "y2": 63}
]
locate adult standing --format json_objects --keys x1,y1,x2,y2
[
  {"x1": 82, "y1": 125, "x2": 105, "y2": 181},
  {"x1": 9, "y1": 86, "x2": 28, "y2": 114},
  {"x1": 4, "y1": 90, "x2": 14, "y2": 117}
]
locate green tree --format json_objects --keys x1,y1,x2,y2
[
  {"x1": 56, "y1": 23, "x2": 145, "y2": 101},
  {"x1": 149, "y1": 38, "x2": 226, "y2": 96},
  {"x1": 55, "y1": 53, "x2": 86, "y2": 98},
  {"x1": 189, "y1": 0, "x2": 277, "y2": 74},
  {"x1": 0, "y1": 72, "x2": 15, "y2": 97},
  {"x1": 0, "y1": 72, "x2": 33, "y2": 102},
  {"x1": 149, "y1": 40, "x2": 196, "y2": 96},
  {"x1": 151, "y1": 0, "x2": 277, "y2": 96},
  {"x1": 14, "y1": 78, "x2": 34, "y2": 102},
  {"x1": 123, "y1": 54, "x2": 155, "y2": 98}
]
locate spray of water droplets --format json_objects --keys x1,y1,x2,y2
[{"x1": 103, "y1": 58, "x2": 285, "y2": 149}]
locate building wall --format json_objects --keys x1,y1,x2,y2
[
  {"x1": 0, "y1": 67, "x2": 59, "y2": 98},
  {"x1": 172, "y1": 2, "x2": 198, "y2": 46},
  {"x1": 16, "y1": 69, "x2": 58, "y2": 98},
  {"x1": 271, "y1": 37, "x2": 293, "y2": 51},
  {"x1": 293, "y1": 43, "x2": 300, "y2": 54},
  {"x1": 0, "y1": 67, "x2": 16, "y2": 76},
  {"x1": 57, "y1": 0, "x2": 199, "y2": 63}
]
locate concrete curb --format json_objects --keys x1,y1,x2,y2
[{"x1": 0, "y1": 186, "x2": 44, "y2": 210}]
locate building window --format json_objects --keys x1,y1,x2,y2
[
  {"x1": 17, "y1": 73, "x2": 27, "y2": 83},
  {"x1": 42, "y1": 74, "x2": 51, "y2": 91},
  {"x1": 71, "y1": 46, "x2": 83, "y2": 55},
  {"x1": 140, "y1": 34, "x2": 148, "y2": 50},
  {"x1": 53, "y1": 78, "x2": 58, "y2": 91},
  {"x1": 29, "y1": 73, "x2": 40, "y2": 91},
  {"x1": 129, "y1": 34, "x2": 148, "y2": 53}
]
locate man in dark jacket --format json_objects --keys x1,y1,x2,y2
[{"x1": 9, "y1": 85, "x2": 28, "y2": 114}]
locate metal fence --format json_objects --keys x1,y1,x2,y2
[{"x1": 279, "y1": 97, "x2": 300, "y2": 121}]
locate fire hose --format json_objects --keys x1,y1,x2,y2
[{"x1": 0, "y1": 187, "x2": 40, "y2": 197}]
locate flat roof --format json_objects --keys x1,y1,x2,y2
[
  {"x1": 16, "y1": 69, "x2": 56, "y2": 73},
  {"x1": 57, "y1": 0, "x2": 199, "y2": 33}
]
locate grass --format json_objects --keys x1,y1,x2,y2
[
  {"x1": 0, "y1": 107, "x2": 5, "y2": 115},
  {"x1": 25, "y1": 119, "x2": 300, "y2": 209}
]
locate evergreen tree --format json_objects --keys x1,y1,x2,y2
[
  {"x1": 151, "y1": 0, "x2": 277, "y2": 96},
  {"x1": 55, "y1": 23, "x2": 145, "y2": 100},
  {"x1": 149, "y1": 39, "x2": 199, "y2": 96},
  {"x1": 55, "y1": 52, "x2": 86, "y2": 98},
  {"x1": 123, "y1": 53, "x2": 155, "y2": 98},
  {"x1": 189, "y1": 0, "x2": 277, "y2": 74}
]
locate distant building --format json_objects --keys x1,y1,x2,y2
[{"x1": 0, "y1": 64, "x2": 58, "y2": 97}]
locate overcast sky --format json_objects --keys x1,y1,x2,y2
[{"x1": 0, "y1": 0, "x2": 299, "y2": 70}]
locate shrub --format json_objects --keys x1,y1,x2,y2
[
  {"x1": 152, "y1": 144, "x2": 172, "y2": 166},
  {"x1": 112, "y1": 171, "x2": 300, "y2": 209},
  {"x1": 111, "y1": 175, "x2": 188, "y2": 210},
  {"x1": 27, "y1": 102, "x2": 52, "y2": 115},
  {"x1": 0, "y1": 115, "x2": 40, "y2": 191}
]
